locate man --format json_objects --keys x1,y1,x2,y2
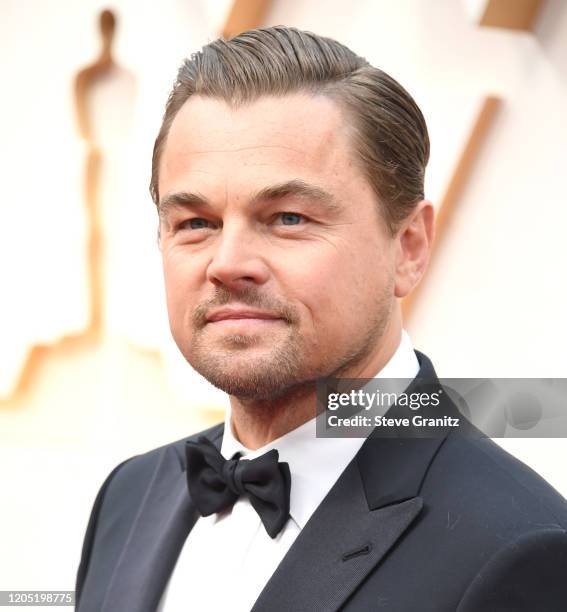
[{"x1": 76, "y1": 26, "x2": 567, "y2": 611}]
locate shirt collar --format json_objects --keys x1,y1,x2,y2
[{"x1": 221, "y1": 329, "x2": 420, "y2": 529}]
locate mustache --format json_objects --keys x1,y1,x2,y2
[{"x1": 192, "y1": 286, "x2": 300, "y2": 328}]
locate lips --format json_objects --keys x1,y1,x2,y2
[{"x1": 206, "y1": 307, "x2": 282, "y2": 323}]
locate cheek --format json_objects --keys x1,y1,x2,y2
[
  {"x1": 288, "y1": 240, "x2": 392, "y2": 332},
  {"x1": 284, "y1": 246, "x2": 359, "y2": 328},
  {"x1": 162, "y1": 252, "x2": 202, "y2": 323}
]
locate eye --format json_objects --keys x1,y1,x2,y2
[
  {"x1": 278, "y1": 212, "x2": 304, "y2": 226},
  {"x1": 179, "y1": 218, "x2": 211, "y2": 230}
]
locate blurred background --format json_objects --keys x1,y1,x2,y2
[{"x1": 1, "y1": 0, "x2": 566, "y2": 594}]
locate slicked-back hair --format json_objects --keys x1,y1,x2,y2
[{"x1": 150, "y1": 26, "x2": 430, "y2": 235}]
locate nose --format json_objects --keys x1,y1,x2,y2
[{"x1": 206, "y1": 220, "x2": 270, "y2": 291}]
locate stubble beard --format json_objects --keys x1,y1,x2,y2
[
  {"x1": 189, "y1": 324, "x2": 308, "y2": 401},
  {"x1": 182, "y1": 281, "x2": 394, "y2": 403}
]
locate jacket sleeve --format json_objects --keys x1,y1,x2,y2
[
  {"x1": 457, "y1": 528, "x2": 567, "y2": 611},
  {"x1": 75, "y1": 459, "x2": 133, "y2": 608}
]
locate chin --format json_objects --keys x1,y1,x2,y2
[
  {"x1": 196, "y1": 367, "x2": 291, "y2": 400},
  {"x1": 187, "y1": 343, "x2": 306, "y2": 401}
]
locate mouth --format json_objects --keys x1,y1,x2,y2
[{"x1": 204, "y1": 307, "x2": 286, "y2": 332}]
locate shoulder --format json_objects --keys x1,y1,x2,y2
[
  {"x1": 75, "y1": 422, "x2": 223, "y2": 599},
  {"x1": 98, "y1": 421, "x2": 224, "y2": 498},
  {"x1": 428, "y1": 431, "x2": 567, "y2": 529},
  {"x1": 410, "y1": 432, "x2": 567, "y2": 609}
]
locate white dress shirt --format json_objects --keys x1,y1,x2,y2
[{"x1": 159, "y1": 330, "x2": 419, "y2": 612}]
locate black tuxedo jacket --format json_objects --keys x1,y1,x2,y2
[{"x1": 76, "y1": 352, "x2": 567, "y2": 611}]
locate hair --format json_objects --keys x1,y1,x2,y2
[{"x1": 149, "y1": 26, "x2": 430, "y2": 235}]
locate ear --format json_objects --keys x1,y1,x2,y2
[{"x1": 394, "y1": 200, "x2": 435, "y2": 299}]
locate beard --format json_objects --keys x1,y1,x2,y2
[{"x1": 182, "y1": 281, "x2": 393, "y2": 402}]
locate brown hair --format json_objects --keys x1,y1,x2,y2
[{"x1": 150, "y1": 26, "x2": 429, "y2": 234}]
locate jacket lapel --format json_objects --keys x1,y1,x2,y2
[
  {"x1": 251, "y1": 455, "x2": 424, "y2": 612},
  {"x1": 252, "y1": 351, "x2": 461, "y2": 611},
  {"x1": 101, "y1": 427, "x2": 223, "y2": 612}
]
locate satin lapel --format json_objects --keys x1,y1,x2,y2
[
  {"x1": 251, "y1": 458, "x2": 423, "y2": 612},
  {"x1": 100, "y1": 441, "x2": 203, "y2": 612}
]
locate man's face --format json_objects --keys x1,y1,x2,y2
[{"x1": 158, "y1": 93, "x2": 398, "y2": 400}]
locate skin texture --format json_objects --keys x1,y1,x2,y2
[{"x1": 158, "y1": 93, "x2": 434, "y2": 449}]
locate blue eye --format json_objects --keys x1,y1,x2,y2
[
  {"x1": 187, "y1": 218, "x2": 209, "y2": 229},
  {"x1": 280, "y1": 212, "x2": 303, "y2": 225}
]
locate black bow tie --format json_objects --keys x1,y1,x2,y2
[{"x1": 185, "y1": 436, "x2": 291, "y2": 539}]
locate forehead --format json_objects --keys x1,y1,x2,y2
[{"x1": 158, "y1": 93, "x2": 360, "y2": 197}]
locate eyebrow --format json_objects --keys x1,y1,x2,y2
[{"x1": 157, "y1": 179, "x2": 341, "y2": 220}]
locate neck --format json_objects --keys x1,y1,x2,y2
[
  {"x1": 229, "y1": 383, "x2": 316, "y2": 450},
  {"x1": 230, "y1": 314, "x2": 403, "y2": 449}
]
